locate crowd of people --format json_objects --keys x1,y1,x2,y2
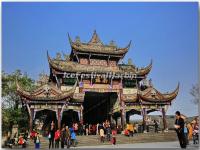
[
  {"x1": 174, "y1": 111, "x2": 199, "y2": 149},
  {"x1": 4, "y1": 114, "x2": 199, "y2": 149}
]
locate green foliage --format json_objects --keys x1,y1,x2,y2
[{"x1": 2, "y1": 69, "x2": 36, "y2": 134}]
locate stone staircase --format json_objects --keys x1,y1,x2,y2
[{"x1": 27, "y1": 131, "x2": 177, "y2": 149}]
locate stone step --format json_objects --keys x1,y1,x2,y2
[{"x1": 26, "y1": 131, "x2": 177, "y2": 149}]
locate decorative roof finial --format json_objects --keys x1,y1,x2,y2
[
  {"x1": 149, "y1": 78, "x2": 153, "y2": 87},
  {"x1": 75, "y1": 36, "x2": 81, "y2": 43},
  {"x1": 88, "y1": 30, "x2": 103, "y2": 45},
  {"x1": 128, "y1": 58, "x2": 133, "y2": 65},
  {"x1": 109, "y1": 40, "x2": 116, "y2": 47},
  {"x1": 56, "y1": 52, "x2": 62, "y2": 60},
  {"x1": 68, "y1": 33, "x2": 73, "y2": 45}
]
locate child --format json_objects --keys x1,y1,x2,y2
[
  {"x1": 111, "y1": 127, "x2": 117, "y2": 145},
  {"x1": 184, "y1": 123, "x2": 189, "y2": 145},
  {"x1": 34, "y1": 132, "x2": 40, "y2": 149}
]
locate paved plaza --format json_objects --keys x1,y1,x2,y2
[{"x1": 76, "y1": 141, "x2": 199, "y2": 149}]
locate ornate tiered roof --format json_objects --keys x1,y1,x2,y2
[
  {"x1": 123, "y1": 83, "x2": 179, "y2": 103},
  {"x1": 68, "y1": 30, "x2": 131, "y2": 56},
  {"x1": 47, "y1": 51, "x2": 152, "y2": 76},
  {"x1": 16, "y1": 31, "x2": 179, "y2": 106},
  {"x1": 16, "y1": 80, "x2": 77, "y2": 102}
]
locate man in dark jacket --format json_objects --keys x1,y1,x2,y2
[
  {"x1": 60, "y1": 126, "x2": 66, "y2": 149},
  {"x1": 49, "y1": 125, "x2": 55, "y2": 149},
  {"x1": 174, "y1": 111, "x2": 187, "y2": 149}
]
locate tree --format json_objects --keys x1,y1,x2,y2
[
  {"x1": 2, "y1": 70, "x2": 36, "y2": 134},
  {"x1": 190, "y1": 84, "x2": 199, "y2": 104}
]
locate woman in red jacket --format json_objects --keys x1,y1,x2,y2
[{"x1": 54, "y1": 129, "x2": 60, "y2": 148}]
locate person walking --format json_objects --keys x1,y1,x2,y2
[
  {"x1": 60, "y1": 126, "x2": 66, "y2": 149},
  {"x1": 48, "y1": 125, "x2": 55, "y2": 149},
  {"x1": 34, "y1": 132, "x2": 40, "y2": 149},
  {"x1": 174, "y1": 111, "x2": 187, "y2": 149},
  {"x1": 71, "y1": 129, "x2": 77, "y2": 147},
  {"x1": 188, "y1": 123, "x2": 193, "y2": 141},
  {"x1": 183, "y1": 123, "x2": 189, "y2": 145},
  {"x1": 154, "y1": 120, "x2": 159, "y2": 133},
  {"x1": 54, "y1": 128, "x2": 60, "y2": 148},
  {"x1": 66, "y1": 126, "x2": 71, "y2": 148}
]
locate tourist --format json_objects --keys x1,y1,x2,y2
[
  {"x1": 99, "y1": 127, "x2": 105, "y2": 143},
  {"x1": 24, "y1": 130, "x2": 29, "y2": 141},
  {"x1": 74, "y1": 122, "x2": 79, "y2": 135},
  {"x1": 184, "y1": 123, "x2": 189, "y2": 145},
  {"x1": 111, "y1": 127, "x2": 117, "y2": 145},
  {"x1": 54, "y1": 128, "x2": 60, "y2": 148},
  {"x1": 106, "y1": 125, "x2": 112, "y2": 141},
  {"x1": 78, "y1": 122, "x2": 84, "y2": 136},
  {"x1": 192, "y1": 121, "x2": 199, "y2": 144},
  {"x1": 154, "y1": 120, "x2": 159, "y2": 133},
  {"x1": 60, "y1": 126, "x2": 66, "y2": 149},
  {"x1": 96, "y1": 123, "x2": 99, "y2": 135},
  {"x1": 129, "y1": 123, "x2": 134, "y2": 137},
  {"x1": 124, "y1": 128, "x2": 129, "y2": 136},
  {"x1": 71, "y1": 128, "x2": 77, "y2": 147},
  {"x1": 51, "y1": 121, "x2": 55, "y2": 129},
  {"x1": 48, "y1": 124, "x2": 55, "y2": 149},
  {"x1": 85, "y1": 124, "x2": 89, "y2": 136},
  {"x1": 174, "y1": 111, "x2": 187, "y2": 148},
  {"x1": 82, "y1": 124, "x2": 85, "y2": 135},
  {"x1": 65, "y1": 126, "x2": 71, "y2": 148},
  {"x1": 188, "y1": 123, "x2": 193, "y2": 141},
  {"x1": 34, "y1": 132, "x2": 40, "y2": 149},
  {"x1": 18, "y1": 133, "x2": 26, "y2": 148}
]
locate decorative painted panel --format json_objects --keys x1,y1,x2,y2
[
  {"x1": 109, "y1": 60, "x2": 117, "y2": 67},
  {"x1": 80, "y1": 58, "x2": 89, "y2": 65},
  {"x1": 90, "y1": 59, "x2": 108, "y2": 66},
  {"x1": 123, "y1": 88, "x2": 137, "y2": 94}
]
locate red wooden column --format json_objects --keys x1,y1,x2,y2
[
  {"x1": 27, "y1": 104, "x2": 34, "y2": 132},
  {"x1": 57, "y1": 108, "x2": 62, "y2": 129},
  {"x1": 120, "y1": 99, "x2": 126, "y2": 130},
  {"x1": 142, "y1": 108, "x2": 147, "y2": 132},
  {"x1": 30, "y1": 108, "x2": 34, "y2": 132},
  {"x1": 162, "y1": 107, "x2": 167, "y2": 131},
  {"x1": 80, "y1": 105, "x2": 83, "y2": 124}
]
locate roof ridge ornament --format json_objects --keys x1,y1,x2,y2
[
  {"x1": 88, "y1": 30, "x2": 103, "y2": 45},
  {"x1": 75, "y1": 36, "x2": 81, "y2": 44}
]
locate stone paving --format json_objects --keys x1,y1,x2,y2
[{"x1": 9, "y1": 131, "x2": 199, "y2": 149}]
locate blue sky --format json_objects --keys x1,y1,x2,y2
[{"x1": 2, "y1": 2, "x2": 198, "y2": 117}]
